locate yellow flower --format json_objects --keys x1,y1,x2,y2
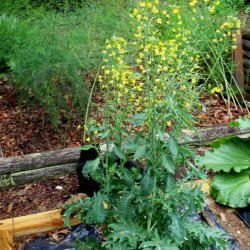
[
  {"x1": 156, "y1": 18, "x2": 162, "y2": 24},
  {"x1": 77, "y1": 125, "x2": 81, "y2": 129},
  {"x1": 133, "y1": 8, "x2": 138, "y2": 16},
  {"x1": 166, "y1": 121, "x2": 171, "y2": 127},
  {"x1": 152, "y1": 6, "x2": 159, "y2": 14},
  {"x1": 85, "y1": 137, "x2": 91, "y2": 142},
  {"x1": 139, "y1": 2, "x2": 146, "y2": 7},
  {"x1": 173, "y1": 8, "x2": 179, "y2": 14},
  {"x1": 211, "y1": 86, "x2": 221, "y2": 94},
  {"x1": 136, "y1": 58, "x2": 142, "y2": 64},
  {"x1": 94, "y1": 130, "x2": 98, "y2": 135}
]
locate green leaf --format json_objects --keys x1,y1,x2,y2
[
  {"x1": 91, "y1": 192, "x2": 105, "y2": 223},
  {"x1": 82, "y1": 157, "x2": 100, "y2": 177},
  {"x1": 130, "y1": 112, "x2": 147, "y2": 127},
  {"x1": 197, "y1": 138, "x2": 250, "y2": 173},
  {"x1": 237, "y1": 116, "x2": 250, "y2": 130},
  {"x1": 169, "y1": 215, "x2": 182, "y2": 239},
  {"x1": 80, "y1": 145, "x2": 95, "y2": 151},
  {"x1": 157, "y1": 128, "x2": 165, "y2": 142},
  {"x1": 140, "y1": 173, "x2": 154, "y2": 196},
  {"x1": 134, "y1": 145, "x2": 146, "y2": 160},
  {"x1": 114, "y1": 144, "x2": 125, "y2": 160},
  {"x1": 117, "y1": 192, "x2": 135, "y2": 219},
  {"x1": 162, "y1": 153, "x2": 175, "y2": 174},
  {"x1": 169, "y1": 135, "x2": 178, "y2": 159},
  {"x1": 210, "y1": 169, "x2": 250, "y2": 208},
  {"x1": 98, "y1": 129, "x2": 110, "y2": 139}
]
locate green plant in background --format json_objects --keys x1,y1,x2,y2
[
  {"x1": 0, "y1": 0, "x2": 133, "y2": 127},
  {"x1": 64, "y1": 1, "x2": 231, "y2": 249},
  {"x1": 197, "y1": 116, "x2": 250, "y2": 208}
]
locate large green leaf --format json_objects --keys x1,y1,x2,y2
[
  {"x1": 197, "y1": 138, "x2": 250, "y2": 173},
  {"x1": 210, "y1": 169, "x2": 250, "y2": 208},
  {"x1": 237, "y1": 116, "x2": 250, "y2": 130}
]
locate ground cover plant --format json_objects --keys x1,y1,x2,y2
[
  {"x1": 197, "y1": 116, "x2": 250, "y2": 208},
  {"x1": 63, "y1": 1, "x2": 247, "y2": 248}
]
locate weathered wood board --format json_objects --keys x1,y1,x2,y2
[{"x1": 0, "y1": 209, "x2": 81, "y2": 238}]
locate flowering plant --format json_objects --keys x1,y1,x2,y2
[{"x1": 64, "y1": 1, "x2": 240, "y2": 248}]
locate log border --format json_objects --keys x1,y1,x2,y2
[{"x1": 0, "y1": 124, "x2": 249, "y2": 188}]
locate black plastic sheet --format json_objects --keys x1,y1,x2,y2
[
  {"x1": 24, "y1": 224, "x2": 100, "y2": 250},
  {"x1": 235, "y1": 206, "x2": 250, "y2": 228},
  {"x1": 204, "y1": 207, "x2": 240, "y2": 250}
]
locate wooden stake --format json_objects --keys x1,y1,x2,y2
[{"x1": 234, "y1": 29, "x2": 244, "y2": 90}]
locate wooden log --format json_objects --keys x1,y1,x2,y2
[
  {"x1": 0, "y1": 230, "x2": 13, "y2": 250},
  {"x1": 179, "y1": 124, "x2": 250, "y2": 145},
  {"x1": 0, "y1": 174, "x2": 11, "y2": 187},
  {"x1": 0, "y1": 209, "x2": 81, "y2": 238},
  {"x1": 234, "y1": 30, "x2": 244, "y2": 89},
  {"x1": 0, "y1": 147, "x2": 80, "y2": 175},
  {"x1": 11, "y1": 163, "x2": 77, "y2": 186}
]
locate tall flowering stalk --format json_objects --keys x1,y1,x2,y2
[{"x1": 65, "y1": 1, "x2": 240, "y2": 249}]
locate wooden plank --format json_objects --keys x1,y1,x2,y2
[
  {"x1": 0, "y1": 230, "x2": 13, "y2": 250},
  {"x1": 0, "y1": 209, "x2": 81, "y2": 238},
  {"x1": 235, "y1": 30, "x2": 245, "y2": 89},
  {"x1": 0, "y1": 147, "x2": 80, "y2": 175},
  {"x1": 184, "y1": 179, "x2": 211, "y2": 194}
]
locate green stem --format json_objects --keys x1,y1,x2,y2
[{"x1": 83, "y1": 66, "x2": 101, "y2": 142}]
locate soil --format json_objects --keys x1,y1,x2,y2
[{"x1": 0, "y1": 78, "x2": 250, "y2": 249}]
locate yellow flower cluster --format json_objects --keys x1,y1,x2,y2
[{"x1": 97, "y1": 0, "x2": 239, "y2": 130}]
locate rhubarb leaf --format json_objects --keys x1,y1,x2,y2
[{"x1": 210, "y1": 169, "x2": 250, "y2": 208}]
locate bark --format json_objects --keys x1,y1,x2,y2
[{"x1": 0, "y1": 147, "x2": 80, "y2": 175}]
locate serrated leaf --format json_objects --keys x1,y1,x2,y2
[
  {"x1": 169, "y1": 136, "x2": 178, "y2": 159},
  {"x1": 140, "y1": 173, "x2": 154, "y2": 196},
  {"x1": 237, "y1": 116, "x2": 250, "y2": 130},
  {"x1": 210, "y1": 169, "x2": 250, "y2": 208},
  {"x1": 82, "y1": 157, "x2": 100, "y2": 177},
  {"x1": 134, "y1": 145, "x2": 146, "y2": 160},
  {"x1": 114, "y1": 144, "x2": 125, "y2": 160},
  {"x1": 117, "y1": 193, "x2": 134, "y2": 219},
  {"x1": 197, "y1": 138, "x2": 250, "y2": 173},
  {"x1": 162, "y1": 153, "x2": 175, "y2": 174},
  {"x1": 91, "y1": 192, "x2": 105, "y2": 223},
  {"x1": 130, "y1": 112, "x2": 146, "y2": 127},
  {"x1": 169, "y1": 216, "x2": 181, "y2": 238}
]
